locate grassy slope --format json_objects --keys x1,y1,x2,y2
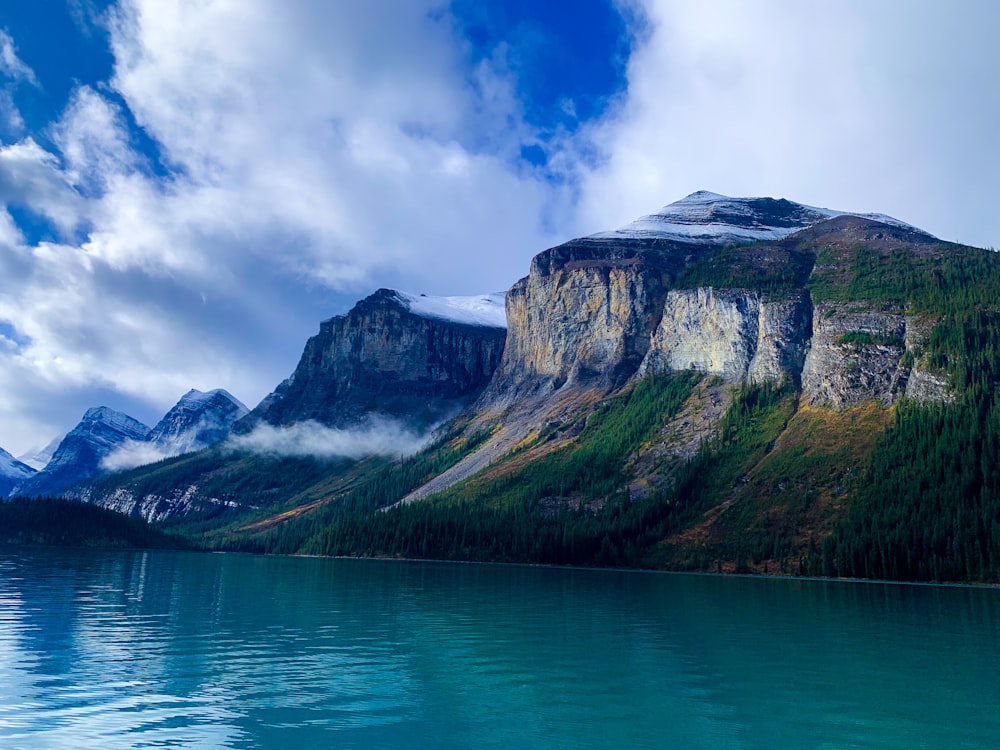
[{"x1": 254, "y1": 372, "x2": 703, "y2": 565}]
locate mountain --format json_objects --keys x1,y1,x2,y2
[
  {"x1": 149, "y1": 389, "x2": 249, "y2": 447},
  {"x1": 63, "y1": 192, "x2": 1000, "y2": 583},
  {"x1": 99, "y1": 388, "x2": 249, "y2": 472},
  {"x1": 12, "y1": 407, "x2": 151, "y2": 498},
  {"x1": 17, "y1": 435, "x2": 63, "y2": 471},
  {"x1": 589, "y1": 190, "x2": 929, "y2": 244},
  {"x1": 235, "y1": 288, "x2": 507, "y2": 433},
  {"x1": 0, "y1": 446, "x2": 36, "y2": 498}
]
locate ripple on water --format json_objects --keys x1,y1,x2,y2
[{"x1": 1, "y1": 549, "x2": 999, "y2": 749}]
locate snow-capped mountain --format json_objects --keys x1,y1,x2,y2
[
  {"x1": 17, "y1": 435, "x2": 64, "y2": 472},
  {"x1": 589, "y1": 190, "x2": 932, "y2": 245},
  {"x1": 1, "y1": 446, "x2": 36, "y2": 498},
  {"x1": 148, "y1": 389, "x2": 249, "y2": 450},
  {"x1": 101, "y1": 389, "x2": 249, "y2": 471},
  {"x1": 12, "y1": 407, "x2": 151, "y2": 498}
]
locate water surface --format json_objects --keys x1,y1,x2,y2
[{"x1": 1, "y1": 547, "x2": 998, "y2": 748}]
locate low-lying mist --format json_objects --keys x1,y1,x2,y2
[
  {"x1": 225, "y1": 417, "x2": 434, "y2": 460},
  {"x1": 101, "y1": 441, "x2": 186, "y2": 472}
]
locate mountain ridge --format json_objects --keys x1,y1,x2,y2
[{"x1": 40, "y1": 192, "x2": 1000, "y2": 583}]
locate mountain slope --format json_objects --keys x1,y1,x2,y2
[
  {"x1": 68, "y1": 288, "x2": 506, "y2": 524},
  {"x1": 101, "y1": 389, "x2": 250, "y2": 472},
  {"x1": 236, "y1": 288, "x2": 507, "y2": 432},
  {"x1": 62, "y1": 192, "x2": 1000, "y2": 583},
  {"x1": 13, "y1": 408, "x2": 150, "y2": 498},
  {"x1": 17, "y1": 435, "x2": 63, "y2": 472},
  {"x1": 1, "y1": 446, "x2": 36, "y2": 498},
  {"x1": 148, "y1": 389, "x2": 249, "y2": 448}
]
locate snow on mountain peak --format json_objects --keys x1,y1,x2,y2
[
  {"x1": 393, "y1": 291, "x2": 507, "y2": 328},
  {"x1": 589, "y1": 191, "x2": 931, "y2": 245},
  {"x1": 80, "y1": 406, "x2": 151, "y2": 438},
  {"x1": 102, "y1": 388, "x2": 251, "y2": 472},
  {"x1": 177, "y1": 388, "x2": 249, "y2": 413}
]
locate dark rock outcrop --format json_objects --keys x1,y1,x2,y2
[{"x1": 236, "y1": 289, "x2": 507, "y2": 431}]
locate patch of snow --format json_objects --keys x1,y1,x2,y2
[
  {"x1": 393, "y1": 291, "x2": 507, "y2": 328},
  {"x1": 590, "y1": 190, "x2": 931, "y2": 244}
]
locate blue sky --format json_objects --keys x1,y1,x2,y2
[{"x1": 1, "y1": 0, "x2": 999, "y2": 456}]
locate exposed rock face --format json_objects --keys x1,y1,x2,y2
[
  {"x1": 73, "y1": 484, "x2": 234, "y2": 525},
  {"x1": 905, "y1": 366, "x2": 953, "y2": 404},
  {"x1": 800, "y1": 303, "x2": 909, "y2": 408},
  {"x1": 238, "y1": 288, "x2": 507, "y2": 431},
  {"x1": 13, "y1": 407, "x2": 151, "y2": 497},
  {"x1": 638, "y1": 288, "x2": 811, "y2": 385},
  {"x1": 483, "y1": 195, "x2": 953, "y2": 416},
  {"x1": 486, "y1": 256, "x2": 669, "y2": 402}
]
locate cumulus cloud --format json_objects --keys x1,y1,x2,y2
[
  {"x1": 576, "y1": 0, "x2": 1000, "y2": 248},
  {"x1": 226, "y1": 417, "x2": 433, "y2": 460},
  {"x1": 2, "y1": 0, "x2": 1000, "y2": 459},
  {"x1": 0, "y1": 1, "x2": 571, "y2": 454}
]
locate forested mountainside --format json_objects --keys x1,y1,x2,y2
[{"x1": 68, "y1": 192, "x2": 1000, "y2": 583}]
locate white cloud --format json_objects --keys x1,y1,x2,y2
[
  {"x1": 101, "y1": 439, "x2": 177, "y2": 472},
  {"x1": 577, "y1": 0, "x2": 1000, "y2": 248},
  {"x1": 0, "y1": 139, "x2": 87, "y2": 233},
  {"x1": 0, "y1": 2, "x2": 573, "y2": 454},
  {"x1": 0, "y1": 30, "x2": 38, "y2": 86},
  {"x1": 2, "y1": 0, "x2": 999, "y2": 460},
  {"x1": 51, "y1": 87, "x2": 138, "y2": 190},
  {"x1": 227, "y1": 417, "x2": 432, "y2": 460}
]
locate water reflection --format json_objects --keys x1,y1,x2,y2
[{"x1": 1, "y1": 548, "x2": 998, "y2": 749}]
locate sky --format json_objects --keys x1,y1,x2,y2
[{"x1": 0, "y1": 0, "x2": 998, "y2": 456}]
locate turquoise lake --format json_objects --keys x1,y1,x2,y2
[{"x1": 1, "y1": 547, "x2": 998, "y2": 749}]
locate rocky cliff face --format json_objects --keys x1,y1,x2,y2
[
  {"x1": 482, "y1": 193, "x2": 951, "y2": 412},
  {"x1": 238, "y1": 288, "x2": 507, "y2": 431},
  {"x1": 800, "y1": 303, "x2": 909, "y2": 408},
  {"x1": 638, "y1": 288, "x2": 812, "y2": 385},
  {"x1": 486, "y1": 255, "x2": 669, "y2": 402}
]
